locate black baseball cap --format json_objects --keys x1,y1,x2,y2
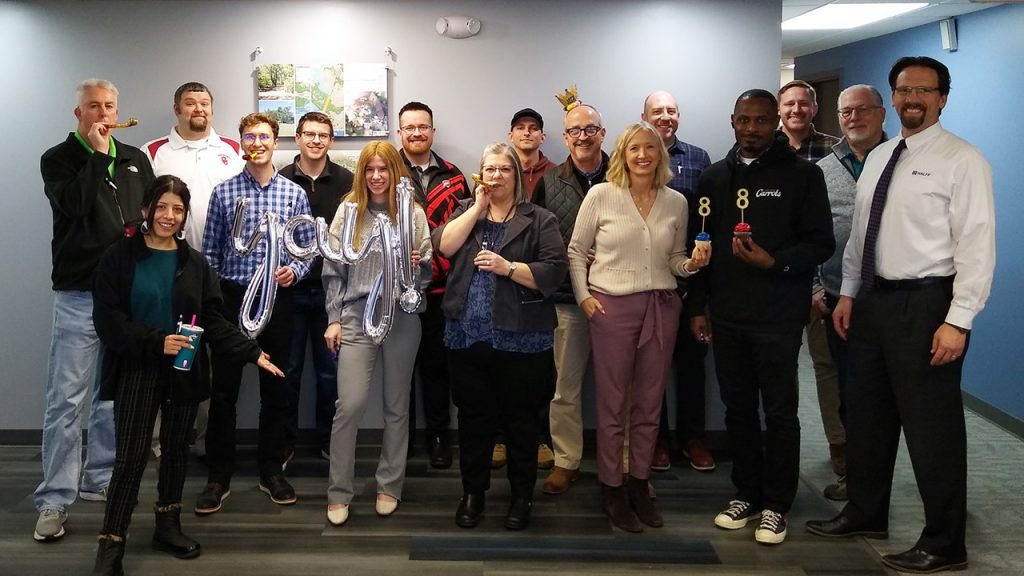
[{"x1": 510, "y1": 108, "x2": 544, "y2": 130}]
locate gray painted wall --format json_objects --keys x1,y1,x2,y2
[{"x1": 0, "y1": 0, "x2": 781, "y2": 432}]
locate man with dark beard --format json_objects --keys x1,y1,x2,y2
[{"x1": 806, "y1": 57, "x2": 995, "y2": 574}]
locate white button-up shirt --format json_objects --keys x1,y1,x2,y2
[{"x1": 841, "y1": 121, "x2": 995, "y2": 328}]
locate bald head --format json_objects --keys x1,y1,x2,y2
[
  {"x1": 563, "y1": 105, "x2": 606, "y2": 171},
  {"x1": 642, "y1": 90, "x2": 680, "y2": 145}
]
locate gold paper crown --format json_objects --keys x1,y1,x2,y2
[{"x1": 555, "y1": 85, "x2": 581, "y2": 112}]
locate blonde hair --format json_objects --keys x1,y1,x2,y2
[
  {"x1": 605, "y1": 122, "x2": 672, "y2": 190},
  {"x1": 345, "y1": 140, "x2": 411, "y2": 247}
]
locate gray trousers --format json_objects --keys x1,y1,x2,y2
[{"x1": 327, "y1": 309, "x2": 421, "y2": 505}]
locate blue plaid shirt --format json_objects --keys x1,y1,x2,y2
[
  {"x1": 666, "y1": 136, "x2": 711, "y2": 200},
  {"x1": 202, "y1": 169, "x2": 313, "y2": 286}
]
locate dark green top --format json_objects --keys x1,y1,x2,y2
[{"x1": 130, "y1": 247, "x2": 177, "y2": 334}]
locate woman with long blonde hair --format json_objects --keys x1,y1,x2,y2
[{"x1": 322, "y1": 141, "x2": 430, "y2": 526}]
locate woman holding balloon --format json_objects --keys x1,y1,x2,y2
[
  {"x1": 90, "y1": 175, "x2": 282, "y2": 575},
  {"x1": 322, "y1": 141, "x2": 431, "y2": 526}
]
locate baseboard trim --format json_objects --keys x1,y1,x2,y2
[{"x1": 963, "y1": 391, "x2": 1024, "y2": 440}]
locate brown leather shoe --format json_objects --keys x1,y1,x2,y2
[
  {"x1": 542, "y1": 466, "x2": 580, "y2": 495},
  {"x1": 537, "y1": 443, "x2": 554, "y2": 470},
  {"x1": 684, "y1": 440, "x2": 716, "y2": 471}
]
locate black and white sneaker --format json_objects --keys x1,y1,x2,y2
[
  {"x1": 259, "y1": 474, "x2": 297, "y2": 505},
  {"x1": 714, "y1": 500, "x2": 759, "y2": 529},
  {"x1": 755, "y1": 509, "x2": 787, "y2": 545}
]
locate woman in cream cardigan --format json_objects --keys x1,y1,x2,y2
[{"x1": 567, "y1": 122, "x2": 710, "y2": 533}]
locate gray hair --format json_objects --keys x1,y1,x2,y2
[
  {"x1": 838, "y1": 84, "x2": 883, "y2": 107},
  {"x1": 479, "y1": 142, "x2": 527, "y2": 205},
  {"x1": 76, "y1": 78, "x2": 119, "y2": 105}
]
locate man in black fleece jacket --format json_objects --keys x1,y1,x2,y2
[{"x1": 686, "y1": 89, "x2": 833, "y2": 546}]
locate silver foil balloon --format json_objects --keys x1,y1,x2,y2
[
  {"x1": 238, "y1": 211, "x2": 280, "y2": 339},
  {"x1": 362, "y1": 212, "x2": 396, "y2": 345},
  {"x1": 230, "y1": 184, "x2": 426, "y2": 344},
  {"x1": 396, "y1": 178, "x2": 431, "y2": 314},
  {"x1": 282, "y1": 214, "x2": 319, "y2": 261}
]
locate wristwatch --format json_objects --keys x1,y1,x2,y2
[
  {"x1": 945, "y1": 322, "x2": 969, "y2": 335},
  {"x1": 507, "y1": 261, "x2": 518, "y2": 278}
]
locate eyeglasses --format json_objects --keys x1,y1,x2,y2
[
  {"x1": 838, "y1": 105, "x2": 883, "y2": 119},
  {"x1": 300, "y1": 131, "x2": 331, "y2": 141},
  {"x1": 400, "y1": 125, "x2": 433, "y2": 135},
  {"x1": 565, "y1": 125, "x2": 601, "y2": 138},
  {"x1": 482, "y1": 165, "x2": 515, "y2": 176},
  {"x1": 894, "y1": 86, "x2": 940, "y2": 97},
  {"x1": 242, "y1": 133, "x2": 274, "y2": 144}
]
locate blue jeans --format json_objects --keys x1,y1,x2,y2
[
  {"x1": 34, "y1": 290, "x2": 115, "y2": 512},
  {"x1": 285, "y1": 285, "x2": 338, "y2": 450}
]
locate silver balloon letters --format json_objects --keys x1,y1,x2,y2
[{"x1": 231, "y1": 177, "x2": 429, "y2": 344}]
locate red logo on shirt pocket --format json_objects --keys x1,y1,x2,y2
[{"x1": 220, "y1": 154, "x2": 229, "y2": 165}]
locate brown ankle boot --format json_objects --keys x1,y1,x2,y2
[
  {"x1": 601, "y1": 483, "x2": 642, "y2": 533},
  {"x1": 627, "y1": 475, "x2": 663, "y2": 527}
]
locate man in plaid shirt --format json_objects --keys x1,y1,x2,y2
[{"x1": 196, "y1": 112, "x2": 313, "y2": 515}]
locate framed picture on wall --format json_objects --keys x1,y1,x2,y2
[{"x1": 256, "y1": 63, "x2": 388, "y2": 138}]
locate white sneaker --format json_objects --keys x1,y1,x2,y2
[
  {"x1": 33, "y1": 509, "x2": 68, "y2": 541},
  {"x1": 714, "y1": 500, "x2": 759, "y2": 529},
  {"x1": 755, "y1": 509, "x2": 787, "y2": 545}
]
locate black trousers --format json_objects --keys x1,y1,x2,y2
[
  {"x1": 206, "y1": 281, "x2": 293, "y2": 483},
  {"x1": 842, "y1": 280, "x2": 967, "y2": 558},
  {"x1": 660, "y1": 306, "x2": 710, "y2": 445},
  {"x1": 103, "y1": 361, "x2": 197, "y2": 536},
  {"x1": 414, "y1": 292, "x2": 452, "y2": 437},
  {"x1": 823, "y1": 291, "x2": 850, "y2": 427},
  {"x1": 711, "y1": 320, "x2": 803, "y2": 514},
  {"x1": 449, "y1": 342, "x2": 554, "y2": 499}
]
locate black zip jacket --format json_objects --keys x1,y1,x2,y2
[
  {"x1": 279, "y1": 156, "x2": 354, "y2": 287},
  {"x1": 42, "y1": 133, "x2": 154, "y2": 290},
  {"x1": 686, "y1": 133, "x2": 835, "y2": 329},
  {"x1": 93, "y1": 233, "x2": 261, "y2": 404}
]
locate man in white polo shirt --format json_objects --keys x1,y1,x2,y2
[
  {"x1": 144, "y1": 82, "x2": 243, "y2": 249},
  {"x1": 143, "y1": 82, "x2": 243, "y2": 462}
]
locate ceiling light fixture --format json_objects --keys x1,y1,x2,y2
[{"x1": 782, "y1": 3, "x2": 928, "y2": 30}]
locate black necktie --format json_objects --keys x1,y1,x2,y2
[{"x1": 860, "y1": 139, "x2": 907, "y2": 291}]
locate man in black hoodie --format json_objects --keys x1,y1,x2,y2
[
  {"x1": 687, "y1": 89, "x2": 833, "y2": 546},
  {"x1": 35, "y1": 78, "x2": 154, "y2": 542}
]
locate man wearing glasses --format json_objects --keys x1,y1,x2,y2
[
  {"x1": 807, "y1": 57, "x2": 994, "y2": 574},
  {"x1": 397, "y1": 101, "x2": 469, "y2": 470},
  {"x1": 197, "y1": 113, "x2": 313, "y2": 515},
  {"x1": 532, "y1": 103, "x2": 608, "y2": 496},
  {"x1": 279, "y1": 112, "x2": 353, "y2": 463},
  {"x1": 807, "y1": 85, "x2": 887, "y2": 503},
  {"x1": 144, "y1": 82, "x2": 243, "y2": 466}
]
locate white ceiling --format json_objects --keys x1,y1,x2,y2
[{"x1": 781, "y1": 0, "x2": 1008, "y2": 59}]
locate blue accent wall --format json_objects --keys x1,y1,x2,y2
[{"x1": 796, "y1": 4, "x2": 1024, "y2": 425}]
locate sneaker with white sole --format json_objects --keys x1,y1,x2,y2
[
  {"x1": 755, "y1": 509, "x2": 787, "y2": 545},
  {"x1": 33, "y1": 509, "x2": 68, "y2": 542},
  {"x1": 79, "y1": 488, "x2": 107, "y2": 502},
  {"x1": 714, "y1": 500, "x2": 759, "y2": 529}
]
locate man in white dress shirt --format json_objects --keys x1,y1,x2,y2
[{"x1": 806, "y1": 57, "x2": 995, "y2": 575}]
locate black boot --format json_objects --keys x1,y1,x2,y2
[
  {"x1": 626, "y1": 475, "x2": 663, "y2": 527},
  {"x1": 152, "y1": 503, "x2": 201, "y2": 559},
  {"x1": 90, "y1": 535, "x2": 125, "y2": 576},
  {"x1": 601, "y1": 483, "x2": 642, "y2": 533}
]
